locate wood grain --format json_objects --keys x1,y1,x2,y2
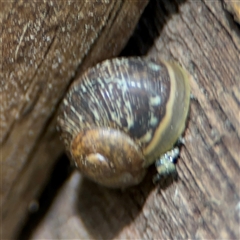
[
  {"x1": 1, "y1": 1, "x2": 149, "y2": 239},
  {"x1": 19, "y1": 0, "x2": 240, "y2": 239}
]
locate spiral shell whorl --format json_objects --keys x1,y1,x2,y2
[
  {"x1": 58, "y1": 58, "x2": 171, "y2": 156},
  {"x1": 71, "y1": 128, "x2": 146, "y2": 188},
  {"x1": 57, "y1": 57, "x2": 191, "y2": 187}
]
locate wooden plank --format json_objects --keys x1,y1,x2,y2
[
  {"x1": 1, "y1": 1, "x2": 149, "y2": 239},
  {"x1": 11, "y1": 0, "x2": 240, "y2": 239}
]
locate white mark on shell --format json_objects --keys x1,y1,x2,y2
[{"x1": 149, "y1": 95, "x2": 161, "y2": 106}]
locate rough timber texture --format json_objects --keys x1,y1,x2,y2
[
  {"x1": 0, "y1": 1, "x2": 149, "y2": 239},
  {"x1": 224, "y1": 0, "x2": 240, "y2": 24},
  {"x1": 17, "y1": 0, "x2": 240, "y2": 239}
]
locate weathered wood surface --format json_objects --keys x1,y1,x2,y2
[
  {"x1": 0, "y1": 1, "x2": 149, "y2": 239},
  {"x1": 224, "y1": 0, "x2": 240, "y2": 24},
  {"x1": 17, "y1": 0, "x2": 240, "y2": 239}
]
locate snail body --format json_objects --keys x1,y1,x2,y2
[{"x1": 57, "y1": 57, "x2": 191, "y2": 188}]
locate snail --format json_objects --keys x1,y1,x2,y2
[{"x1": 57, "y1": 57, "x2": 191, "y2": 188}]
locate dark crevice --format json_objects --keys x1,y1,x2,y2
[
  {"x1": 121, "y1": 0, "x2": 187, "y2": 57},
  {"x1": 17, "y1": 155, "x2": 72, "y2": 240}
]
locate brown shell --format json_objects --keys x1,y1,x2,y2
[
  {"x1": 71, "y1": 128, "x2": 146, "y2": 188},
  {"x1": 57, "y1": 57, "x2": 191, "y2": 188}
]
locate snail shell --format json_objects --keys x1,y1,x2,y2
[{"x1": 57, "y1": 57, "x2": 191, "y2": 188}]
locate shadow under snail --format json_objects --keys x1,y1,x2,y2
[{"x1": 57, "y1": 57, "x2": 191, "y2": 188}]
